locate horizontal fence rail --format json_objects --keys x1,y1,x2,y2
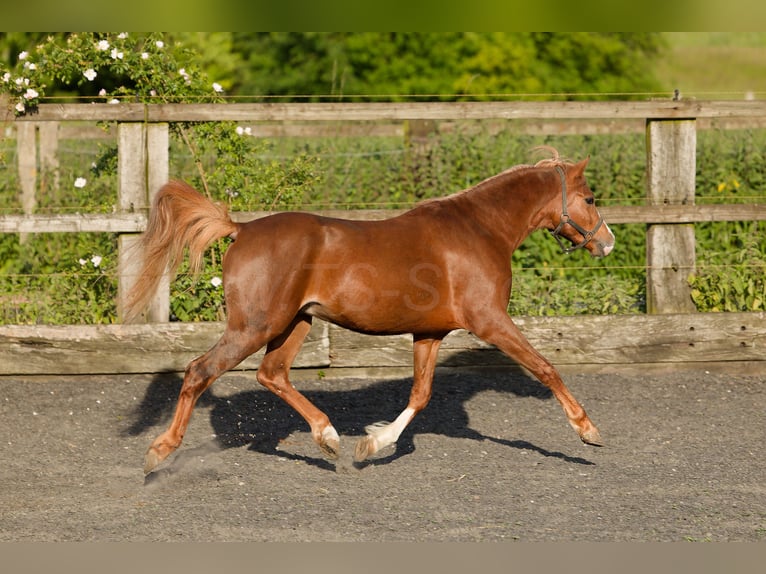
[
  {"x1": 4, "y1": 204, "x2": 766, "y2": 235},
  {"x1": 12, "y1": 100, "x2": 766, "y2": 122},
  {"x1": 2, "y1": 100, "x2": 766, "y2": 376},
  {"x1": 1, "y1": 313, "x2": 764, "y2": 377}
]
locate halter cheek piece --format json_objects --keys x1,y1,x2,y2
[{"x1": 549, "y1": 165, "x2": 604, "y2": 254}]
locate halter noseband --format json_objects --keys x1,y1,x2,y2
[{"x1": 549, "y1": 165, "x2": 604, "y2": 254}]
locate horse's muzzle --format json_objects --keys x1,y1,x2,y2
[{"x1": 589, "y1": 229, "x2": 615, "y2": 258}]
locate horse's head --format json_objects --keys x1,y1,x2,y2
[{"x1": 547, "y1": 157, "x2": 615, "y2": 258}]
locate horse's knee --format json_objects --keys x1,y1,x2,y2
[{"x1": 532, "y1": 361, "x2": 561, "y2": 388}]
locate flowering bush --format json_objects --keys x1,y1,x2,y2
[
  {"x1": 2, "y1": 32, "x2": 319, "y2": 205},
  {"x1": 1, "y1": 33, "x2": 320, "y2": 323},
  {"x1": 3, "y1": 33, "x2": 215, "y2": 113}
]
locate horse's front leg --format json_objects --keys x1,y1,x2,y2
[
  {"x1": 354, "y1": 334, "x2": 445, "y2": 461},
  {"x1": 471, "y1": 314, "x2": 602, "y2": 447}
]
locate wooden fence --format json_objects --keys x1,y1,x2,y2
[{"x1": 2, "y1": 100, "x2": 766, "y2": 376}]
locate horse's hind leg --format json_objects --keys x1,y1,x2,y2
[
  {"x1": 355, "y1": 334, "x2": 444, "y2": 461},
  {"x1": 143, "y1": 329, "x2": 265, "y2": 474},
  {"x1": 256, "y1": 315, "x2": 340, "y2": 459}
]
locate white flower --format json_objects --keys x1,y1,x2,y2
[
  {"x1": 108, "y1": 98, "x2": 120, "y2": 104},
  {"x1": 15, "y1": 77, "x2": 24, "y2": 85},
  {"x1": 118, "y1": 33, "x2": 128, "y2": 39},
  {"x1": 78, "y1": 258, "x2": 87, "y2": 267},
  {"x1": 110, "y1": 48, "x2": 123, "y2": 60},
  {"x1": 90, "y1": 255, "x2": 102, "y2": 268},
  {"x1": 98, "y1": 88, "x2": 106, "y2": 96},
  {"x1": 155, "y1": 40, "x2": 164, "y2": 48},
  {"x1": 96, "y1": 40, "x2": 109, "y2": 51},
  {"x1": 212, "y1": 82, "x2": 223, "y2": 93},
  {"x1": 23, "y1": 61, "x2": 36, "y2": 70},
  {"x1": 18, "y1": 51, "x2": 28, "y2": 60},
  {"x1": 74, "y1": 177, "x2": 87, "y2": 188},
  {"x1": 141, "y1": 52, "x2": 149, "y2": 60},
  {"x1": 23, "y1": 88, "x2": 38, "y2": 100},
  {"x1": 15, "y1": 102, "x2": 25, "y2": 113},
  {"x1": 83, "y1": 68, "x2": 97, "y2": 81},
  {"x1": 2, "y1": 72, "x2": 10, "y2": 82},
  {"x1": 210, "y1": 277, "x2": 222, "y2": 288},
  {"x1": 236, "y1": 126, "x2": 244, "y2": 135}
]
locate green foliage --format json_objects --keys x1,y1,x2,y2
[
  {"x1": 172, "y1": 123, "x2": 320, "y2": 211},
  {"x1": 687, "y1": 129, "x2": 766, "y2": 312},
  {"x1": 169, "y1": 259, "x2": 228, "y2": 322},
  {"x1": 0, "y1": 233, "x2": 117, "y2": 324},
  {"x1": 509, "y1": 271, "x2": 644, "y2": 317},
  {"x1": 689, "y1": 223, "x2": 766, "y2": 312},
  {"x1": 229, "y1": 33, "x2": 666, "y2": 100}
]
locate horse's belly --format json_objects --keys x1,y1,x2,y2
[{"x1": 302, "y1": 293, "x2": 452, "y2": 336}]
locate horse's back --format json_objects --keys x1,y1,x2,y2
[
  {"x1": 222, "y1": 209, "x2": 465, "y2": 334},
  {"x1": 233, "y1": 210, "x2": 430, "y2": 258}
]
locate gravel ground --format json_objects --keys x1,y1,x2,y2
[{"x1": 0, "y1": 368, "x2": 764, "y2": 542}]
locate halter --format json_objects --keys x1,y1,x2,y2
[{"x1": 549, "y1": 165, "x2": 604, "y2": 254}]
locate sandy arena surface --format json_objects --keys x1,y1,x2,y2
[{"x1": 1, "y1": 368, "x2": 764, "y2": 542}]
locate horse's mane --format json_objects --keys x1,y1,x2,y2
[
  {"x1": 492, "y1": 145, "x2": 572, "y2": 177},
  {"x1": 417, "y1": 146, "x2": 572, "y2": 208}
]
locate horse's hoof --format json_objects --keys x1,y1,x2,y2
[
  {"x1": 144, "y1": 447, "x2": 164, "y2": 475},
  {"x1": 354, "y1": 435, "x2": 377, "y2": 462},
  {"x1": 319, "y1": 439, "x2": 340, "y2": 460},
  {"x1": 579, "y1": 427, "x2": 604, "y2": 447},
  {"x1": 317, "y1": 426, "x2": 340, "y2": 460}
]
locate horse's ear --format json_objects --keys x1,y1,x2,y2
[{"x1": 575, "y1": 156, "x2": 590, "y2": 174}]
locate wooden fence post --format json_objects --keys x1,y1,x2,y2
[
  {"x1": 15, "y1": 122, "x2": 39, "y2": 246},
  {"x1": 645, "y1": 118, "x2": 697, "y2": 314},
  {"x1": 38, "y1": 122, "x2": 60, "y2": 192},
  {"x1": 16, "y1": 122, "x2": 37, "y2": 217},
  {"x1": 116, "y1": 122, "x2": 169, "y2": 323}
]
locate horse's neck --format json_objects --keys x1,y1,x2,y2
[{"x1": 451, "y1": 169, "x2": 554, "y2": 248}]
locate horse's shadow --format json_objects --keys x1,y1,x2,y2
[{"x1": 126, "y1": 352, "x2": 595, "y2": 478}]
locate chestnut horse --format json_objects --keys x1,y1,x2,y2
[{"x1": 126, "y1": 147, "x2": 615, "y2": 475}]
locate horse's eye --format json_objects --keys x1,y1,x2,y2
[{"x1": 585, "y1": 196, "x2": 595, "y2": 205}]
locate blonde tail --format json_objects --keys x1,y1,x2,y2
[{"x1": 124, "y1": 180, "x2": 240, "y2": 322}]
